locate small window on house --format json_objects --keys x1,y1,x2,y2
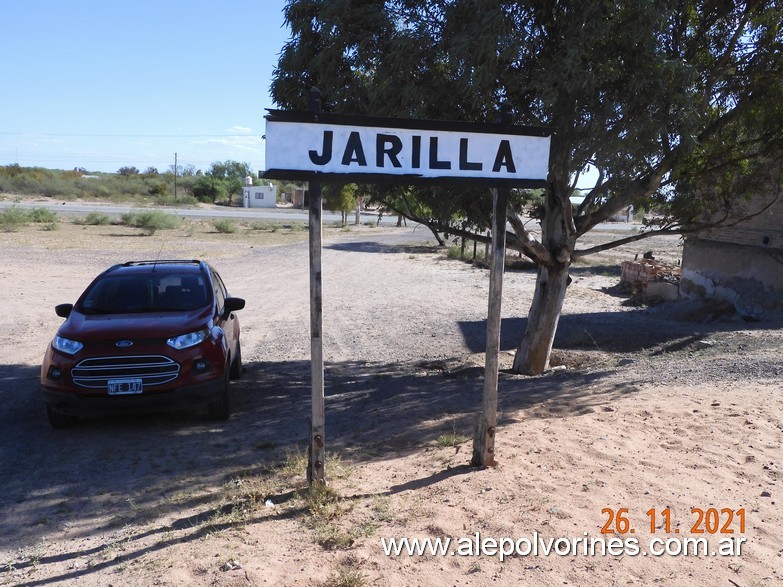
[{"x1": 255, "y1": 192, "x2": 263, "y2": 199}]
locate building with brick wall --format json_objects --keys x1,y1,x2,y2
[
  {"x1": 620, "y1": 258, "x2": 681, "y2": 302},
  {"x1": 680, "y1": 194, "x2": 783, "y2": 319}
]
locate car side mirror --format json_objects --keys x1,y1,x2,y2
[
  {"x1": 224, "y1": 297, "x2": 245, "y2": 315},
  {"x1": 55, "y1": 303, "x2": 73, "y2": 318}
]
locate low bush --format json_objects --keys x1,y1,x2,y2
[
  {"x1": 120, "y1": 210, "x2": 180, "y2": 235},
  {"x1": 250, "y1": 221, "x2": 278, "y2": 232},
  {"x1": 213, "y1": 219, "x2": 238, "y2": 233},
  {"x1": 83, "y1": 211, "x2": 112, "y2": 225},
  {"x1": 154, "y1": 194, "x2": 199, "y2": 207},
  {"x1": 0, "y1": 206, "x2": 29, "y2": 231},
  {"x1": 28, "y1": 207, "x2": 59, "y2": 223}
]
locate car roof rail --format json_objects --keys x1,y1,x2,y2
[{"x1": 121, "y1": 260, "x2": 202, "y2": 267}]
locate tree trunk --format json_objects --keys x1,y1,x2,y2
[
  {"x1": 510, "y1": 165, "x2": 574, "y2": 375},
  {"x1": 512, "y1": 264, "x2": 571, "y2": 374}
]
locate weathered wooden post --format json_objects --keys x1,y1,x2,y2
[
  {"x1": 307, "y1": 87, "x2": 326, "y2": 485},
  {"x1": 472, "y1": 103, "x2": 512, "y2": 467}
]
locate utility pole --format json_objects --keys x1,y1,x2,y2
[{"x1": 174, "y1": 152, "x2": 178, "y2": 201}]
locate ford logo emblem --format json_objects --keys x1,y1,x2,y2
[{"x1": 116, "y1": 340, "x2": 134, "y2": 348}]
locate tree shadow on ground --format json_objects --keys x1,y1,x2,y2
[
  {"x1": 569, "y1": 264, "x2": 622, "y2": 277},
  {"x1": 325, "y1": 241, "x2": 439, "y2": 255},
  {"x1": 458, "y1": 307, "x2": 783, "y2": 355},
  {"x1": 0, "y1": 351, "x2": 627, "y2": 558},
  {"x1": 2, "y1": 303, "x2": 779, "y2": 582}
]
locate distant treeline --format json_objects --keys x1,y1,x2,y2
[{"x1": 0, "y1": 163, "x2": 300, "y2": 207}]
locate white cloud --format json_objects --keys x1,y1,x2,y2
[{"x1": 191, "y1": 135, "x2": 264, "y2": 152}]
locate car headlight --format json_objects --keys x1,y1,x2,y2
[
  {"x1": 53, "y1": 335, "x2": 83, "y2": 355},
  {"x1": 166, "y1": 328, "x2": 209, "y2": 350}
]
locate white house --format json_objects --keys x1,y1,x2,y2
[{"x1": 242, "y1": 184, "x2": 277, "y2": 208}]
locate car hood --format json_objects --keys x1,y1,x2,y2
[{"x1": 58, "y1": 308, "x2": 213, "y2": 342}]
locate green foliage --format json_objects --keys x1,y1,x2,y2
[
  {"x1": 208, "y1": 161, "x2": 251, "y2": 181},
  {"x1": 148, "y1": 182, "x2": 168, "y2": 196},
  {"x1": 120, "y1": 210, "x2": 180, "y2": 235},
  {"x1": 0, "y1": 165, "x2": 198, "y2": 203},
  {"x1": 0, "y1": 166, "x2": 77, "y2": 198},
  {"x1": 213, "y1": 218, "x2": 238, "y2": 233},
  {"x1": 28, "y1": 207, "x2": 58, "y2": 223},
  {"x1": 206, "y1": 161, "x2": 253, "y2": 206},
  {"x1": 250, "y1": 221, "x2": 279, "y2": 232},
  {"x1": 323, "y1": 568, "x2": 369, "y2": 587},
  {"x1": 0, "y1": 163, "x2": 23, "y2": 177},
  {"x1": 446, "y1": 245, "x2": 463, "y2": 260},
  {"x1": 192, "y1": 175, "x2": 227, "y2": 203},
  {"x1": 226, "y1": 177, "x2": 244, "y2": 206},
  {"x1": 154, "y1": 193, "x2": 199, "y2": 207},
  {"x1": 323, "y1": 183, "x2": 359, "y2": 224},
  {"x1": 83, "y1": 211, "x2": 112, "y2": 225},
  {"x1": 274, "y1": 0, "x2": 783, "y2": 242},
  {"x1": 437, "y1": 432, "x2": 469, "y2": 448},
  {"x1": 0, "y1": 206, "x2": 29, "y2": 232}
]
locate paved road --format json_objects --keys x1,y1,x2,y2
[
  {"x1": 0, "y1": 199, "x2": 410, "y2": 227},
  {"x1": 0, "y1": 199, "x2": 644, "y2": 232}
]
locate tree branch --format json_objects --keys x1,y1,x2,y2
[
  {"x1": 389, "y1": 197, "x2": 536, "y2": 255},
  {"x1": 507, "y1": 207, "x2": 551, "y2": 265}
]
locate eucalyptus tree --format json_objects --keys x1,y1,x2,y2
[{"x1": 272, "y1": 0, "x2": 783, "y2": 374}]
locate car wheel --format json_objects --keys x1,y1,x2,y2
[
  {"x1": 207, "y1": 368, "x2": 231, "y2": 420},
  {"x1": 46, "y1": 406, "x2": 78, "y2": 429},
  {"x1": 229, "y1": 342, "x2": 242, "y2": 380}
]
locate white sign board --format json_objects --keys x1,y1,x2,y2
[{"x1": 263, "y1": 111, "x2": 551, "y2": 187}]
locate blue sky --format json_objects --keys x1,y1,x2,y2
[{"x1": 1, "y1": 0, "x2": 290, "y2": 174}]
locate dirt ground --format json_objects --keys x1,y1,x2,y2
[{"x1": 0, "y1": 213, "x2": 781, "y2": 587}]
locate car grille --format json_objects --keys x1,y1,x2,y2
[{"x1": 71, "y1": 355, "x2": 180, "y2": 389}]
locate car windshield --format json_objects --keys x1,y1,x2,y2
[{"x1": 77, "y1": 273, "x2": 210, "y2": 314}]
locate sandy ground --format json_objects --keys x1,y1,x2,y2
[{"x1": 0, "y1": 217, "x2": 781, "y2": 587}]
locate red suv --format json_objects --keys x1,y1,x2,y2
[{"x1": 41, "y1": 260, "x2": 245, "y2": 427}]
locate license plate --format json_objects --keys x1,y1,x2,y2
[{"x1": 108, "y1": 378, "x2": 144, "y2": 395}]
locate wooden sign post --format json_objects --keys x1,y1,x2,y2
[
  {"x1": 472, "y1": 105, "x2": 512, "y2": 468},
  {"x1": 306, "y1": 88, "x2": 326, "y2": 485},
  {"x1": 471, "y1": 187, "x2": 509, "y2": 467}
]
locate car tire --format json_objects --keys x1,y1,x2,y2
[
  {"x1": 46, "y1": 406, "x2": 78, "y2": 429},
  {"x1": 207, "y1": 368, "x2": 231, "y2": 421},
  {"x1": 229, "y1": 342, "x2": 242, "y2": 380}
]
